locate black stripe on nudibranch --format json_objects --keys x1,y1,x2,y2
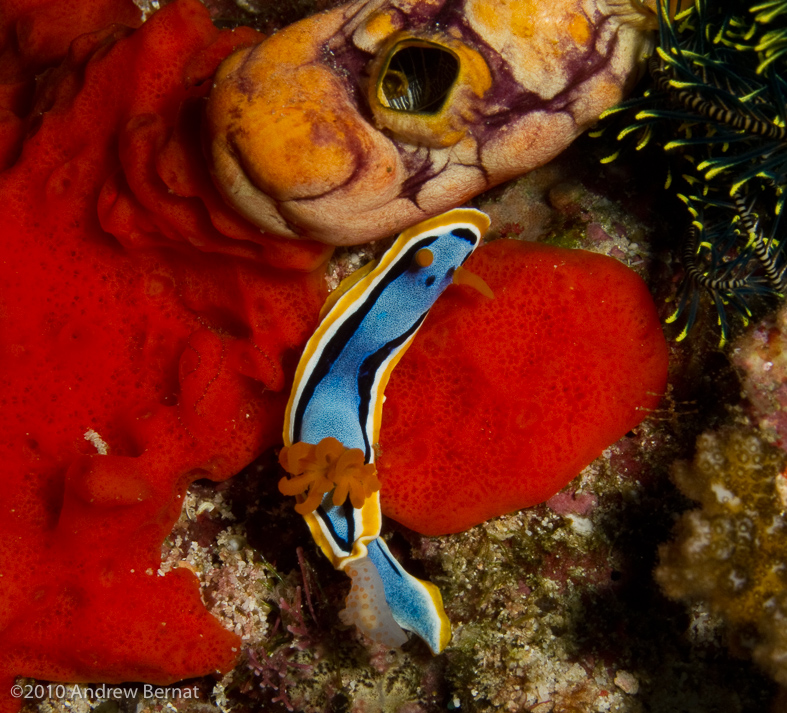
[
  {"x1": 451, "y1": 227, "x2": 479, "y2": 243},
  {"x1": 357, "y1": 315, "x2": 426, "y2": 459},
  {"x1": 291, "y1": 236, "x2": 438, "y2": 442},
  {"x1": 374, "y1": 539, "x2": 405, "y2": 579},
  {"x1": 316, "y1": 500, "x2": 356, "y2": 554}
]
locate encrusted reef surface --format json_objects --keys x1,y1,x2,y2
[
  {"x1": 656, "y1": 429, "x2": 787, "y2": 690},
  {"x1": 17, "y1": 1, "x2": 787, "y2": 713}
]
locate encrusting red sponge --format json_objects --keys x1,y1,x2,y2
[
  {"x1": 377, "y1": 239, "x2": 669, "y2": 536},
  {"x1": 0, "y1": 0, "x2": 330, "y2": 708}
]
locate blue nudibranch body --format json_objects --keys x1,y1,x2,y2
[{"x1": 280, "y1": 208, "x2": 491, "y2": 652}]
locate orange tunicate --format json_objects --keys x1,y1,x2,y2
[{"x1": 377, "y1": 239, "x2": 669, "y2": 535}]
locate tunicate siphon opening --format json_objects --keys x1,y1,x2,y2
[{"x1": 378, "y1": 42, "x2": 459, "y2": 114}]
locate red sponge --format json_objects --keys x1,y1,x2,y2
[{"x1": 378, "y1": 239, "x2": 668, "y2": 535}]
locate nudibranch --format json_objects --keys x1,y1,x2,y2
[
  {"x1": 278, "y1": 208, "x2": 491, "y2": 652},
  {"x1": 206, "y1": 0, "x2": 662, "y2": 244}
]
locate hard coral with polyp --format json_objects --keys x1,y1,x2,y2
[
  {"x1": 656, "y1": 429, "x2": 787, "y2": 685},
  {"x1": 378, "y1": 238, "x2": 670, "y2": 535},
  {"x1": 0, "y1": 0, "x2": 329, "y2": 706}
]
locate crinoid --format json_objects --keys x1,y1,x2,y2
[{"x1": 594, "y1": 0, "x2": 787, "y2": 346}]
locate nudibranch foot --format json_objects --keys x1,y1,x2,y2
[
  {"x1": 281, "y1": 208, "x2": 491, "y2": 652},
  {"x1": 340, "y1": 556, "x2": 409, "y2": 649}
]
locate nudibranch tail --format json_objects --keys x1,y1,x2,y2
[
  {"x1": 281, "y1": 208, "x2": 490, "y2": 652},
  {"x1": 339, "y1": 539, "x2": 452, "y2": 654},
  {"x1": 366, "y1": 539, "x2": 452, "y2": 654}
]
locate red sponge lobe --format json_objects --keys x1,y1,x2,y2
[{"x1": 378, "y1": 239, "x2": 669, "y2": 535}]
